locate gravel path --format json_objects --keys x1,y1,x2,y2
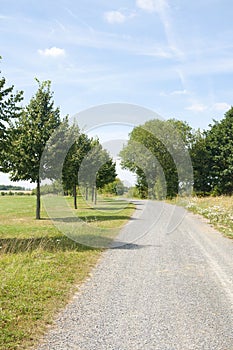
[{"x1": 38, "y1": 200, "x2": 233, "y2": 350}]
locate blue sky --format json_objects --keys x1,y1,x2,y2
[{"x1": 1, "y1": 0, "x2": 233, "y2": 186}]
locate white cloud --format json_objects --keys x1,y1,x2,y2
[
  {"x1": 213, "y1": 102, "x2": 231, "y2": 111},
  {"x1": 159, "y1": 89, "x2": 189, "y2": 96},
  {"x1": 185, "y1": 104, "x2": 207, "y2": 112},
  {"x1": 38, "y1": 47, "x2": 66, "y2": 57},
  {"x1": 136, "y1": 0, "x2": 167, "y2": 13},
  {"x1": 185, "y1": 102, "x2": 231, "y2": 113},
  {"x1": 0, "y1": 15, "x2": 12, "y2": 20},
  {"x1": 171, "y1": 89, "x2": 188, "y2": 95},
  {"x1": 104, "y1": 11, "x2": 126, "y2": 24}
]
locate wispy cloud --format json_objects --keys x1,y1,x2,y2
[
  {"x1": 44, "y1": 24, "x2": 171, "y2": 58},
  {"x1": 212, "y1": 102, "x2": 231, "y2": 111},
  {"x1": 171, "y1": 89, "x2": 188, "y2": 95},
  {"x1": 104, "y1": 11, "x2": 127, "y2": 24},
  {"x1": 185, "y1": 103, "x2": 207, "y2": 112},
  {"x1": 159, "y1": 89, "x2": 189, "y2": 96},
  {"x1": 38, "y1": 47, "x2": 66, "y2": 57},
  {"x1": 0, "y1": 14, "x2": 13, "y2": 20},
  {"x1": 185, "y1": 101, "x2": 231, "y2": 113},
  {"x1": 136, "y1": 0, "x2": 167, "y2": 13},
  {"x1": 136, "y1": 0, "x2": 184, "y2": 59},
  {"x1": 104, "y1": 9, "x2": 136, "y2": 24}
]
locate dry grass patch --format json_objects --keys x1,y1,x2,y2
[{"x1": 170, "y1": 196, "x2": 233, "y2": 238}]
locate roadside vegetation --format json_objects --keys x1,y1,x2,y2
[
  {"x1": 170, "y1": 195, "x2": 233, "y2": 239},
  {"x1": 0, "y1": 195, "x2": 134, "y2": 350},
  {"x1": 0, "y1": 59, "x2": 134, "y2": 350},
  {"x1": 1, "y1": 53, "x2": 233, "y2": 349}
]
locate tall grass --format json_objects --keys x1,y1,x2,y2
[{"x1": 171, "y1": 196, "x2": 233, "y2": 238}]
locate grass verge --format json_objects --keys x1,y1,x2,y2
[
  {"x1": 169, "y1": 196, "x2": 233, "y2": 238},
  {"x1": 0, "y1": 195, "x2": 134, "y2": 350}
]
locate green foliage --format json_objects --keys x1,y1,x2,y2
[
  {"x1": 6, "y1": 80, "x2": 61, "y2": 182},
  {"x1": 4, "y1": 80, "x2": 61, "y2": 218},
  {"x1": 205, "y1": 107, "x2": 233, "y2": 195},
  {"x1": 126, "y1": 186, "x2": 141, "y2": 198},
  {"x1": 41, "y1": 117, "x2": 79, "y2": 182},
  {"x1": 0, "y1": 185, "x2": 26, "y2": 191},
  {"x1": 154, "y1": 177, "x2": 166, "y2": 200},
  {"x1": 0, "y1": 57, "x2": 23, "y2": 169},
  {"x1": 61, "y1": 135, "x2": 116, "y2": 208},
  {"x1": 78, "y1": 139, "x2": 117, "y2": 189},
  {"x1": 101, "y1": 178, "x2": 125, "y2": 196},
  {"x1": 39, "y1": 180, "x2": 64, "y2": 195},
  {"x1": 190, "y1": 129, "x2": 211, "y2": 194},
  {"x1": 120, "y1": 118, "x2": 193, "y2": 199},
  {"x1": 62, "y1": 132, "x2": 92, "y2": 192},
  {"x1": 96, "y1": 158, "x2": 117, "y2": 189},
  {"x1": 189, "y1": 107, "x2": 233, "y2": 196},
  {"x1": 62, "y1": 132, "x2": 92, "y2": 208}
]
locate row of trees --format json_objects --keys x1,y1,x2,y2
[
  {"x1": 120, "y1": 111, "x2": 233, "y2": 199},
  {"x1": 0, "y1": 59, "x2": 117, "y2": 219},
  {"x1": 1, "y1": 55, "x2": 232, "y2": 212}
]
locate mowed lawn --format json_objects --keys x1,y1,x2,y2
[{"x1": 0, "y1": 195, "x2": 134, "y2": 350}]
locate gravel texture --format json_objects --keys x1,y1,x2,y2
[{"x1": 38, "y1": 200, "x2": 233, "y2": 350}]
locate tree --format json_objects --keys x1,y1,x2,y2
[
  {"x1": 62, "y1": 133, "x2": 92, "y2": 209},
  {"x1": 204, "y1": 107, "x2": 233, "y2": 195},
  {"x1": 78, "y1": 139, "x2": 117, "y2": 201},
  {"x1": 0, "y1": 57, "x2": 23, "y2": 168},
  {"x1": 190, "y1": 129, "x2": 211, "y2": 195},
  {"x1": 5, "y1": 80, "x2": 61, "y2": 219},
  {"x1": 102, "y1": 178, "x2": 125, "y2": 196},
  {"x1": 96, "y1": 158, "x2": 117, "y2": 189},
  {"x1": 120, "y1": 118, "x2": 193, "y2": 199},
  {"x1": 43, "y1": 122, "x2": 117, "y2": 209}
]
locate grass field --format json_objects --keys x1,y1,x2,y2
[
  {"x1": 171, "y1": 195, "x2": 233, "y2": 239},
  {"x1": 0, "y1": 195, "x2": 134, "y2": 350}
]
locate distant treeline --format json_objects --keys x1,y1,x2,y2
[{"x1": 0, "y1": 185, "x2": 26, "y2": 191}]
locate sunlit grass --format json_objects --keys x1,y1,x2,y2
[
  {"x1": 65, "y1": 195, "x2": 135, "y2": 228},
  {"x1": 0, "y1": 195, "x2": 134, "y2": 350}
]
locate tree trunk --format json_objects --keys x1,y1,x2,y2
[
  {"x1": 92, "y1": 186, "x2": 94, "y2": 202},
  {"x1": 74, "y1": 184, "x2": 77, "y2": 209},
  {"x1": 94, "y1": 187, "x2": 97, "y2": 205},
  {"x1": 36, "y1": 178, "x2": 41, "y2": 220},
  {"x1": 85, "y1": 185, "x2": 88, "y2": 201}
]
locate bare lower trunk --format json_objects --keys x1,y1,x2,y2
[
  {"x1": 94, "y1": 187, "x2": 97, "y2": 205},
  {"x1": 85, "y1": 185, "x2": 88, "y2": 201},
  {"x1": 74, "y1": 184, "x2": 77, "y2": 209},
  {"x1": 36, "y1": 178, "x2": 41, "y2": 220}
]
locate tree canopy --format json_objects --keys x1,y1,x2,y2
[
  {"x1": 0, "y1": 57, "x2": 23, "y2": 169},
  {"x1": 120, "y1": 118, "x2": 193, "y2": 199},
  {"x1": 1, "y1": 53, "x2": 233, "y2": 204},
  {"x1": 204, "y1": 108, "x2": 233, "y2": 195},
  {"x1": 4, "y1": 80, "x2": 61, "y2": 218}
]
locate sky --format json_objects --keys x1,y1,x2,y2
[{"x1": 1, "y1": 0, "x2": 233, "y2": 187}]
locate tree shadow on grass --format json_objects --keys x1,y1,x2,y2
[
  {"x1": 77, "y1": 215, "x2": 137, "y2": 223},
  {"x1": 51, "y1": 215, "x2": 138, "y2": 223},
  {"x1": 0, "y1": 236, "x2": 97, "y2": 254},
  {"x1": 93, "y1": 206, "x2": 131, "y2": 211},
  {"x1": 0, "y1": 234, "x2": 150, "y2": 254}
]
